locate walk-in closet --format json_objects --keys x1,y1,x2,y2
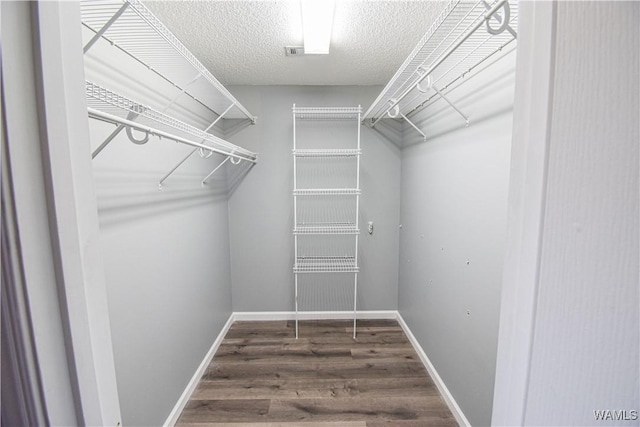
[{"x1": 2, "y1": 1, "x2": 638, "y2": 426}]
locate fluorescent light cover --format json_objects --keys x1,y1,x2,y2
[{"x1": 301, "y1": 0, "x2": 335, "y2": 54}]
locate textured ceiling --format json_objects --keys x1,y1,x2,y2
[{"x1": 144, "y1": 1, "x2": 446, "y2": 86}]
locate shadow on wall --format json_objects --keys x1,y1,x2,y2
[
  {"x1": 403, "y1": 104, "x2": 515, "y2": 150},
  {"x1": 227, "y1": 160, "x2": 255, "y2": 196},
  {"x1": 367, "y1": 119, "x2": 403, "y2": 149},
  {"x1": 94, "y1": 168, "x2": 229, "y2": 229},
  {"x1": 224, "y1": 118, "x2": 254, "y2": 139}
]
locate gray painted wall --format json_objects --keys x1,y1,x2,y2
[
  {"x1": 83, "y1": 21, "x2": 238, "y2": 427},
  {"x1": 226, "y1": 86, "x2": 401, "y2": 312},
  {"x1": 397, "y1": 48, "x2": 516, "y2": 426},
  {"x1": 522, "y1": 2, "x2": 639, "y2": 425}
]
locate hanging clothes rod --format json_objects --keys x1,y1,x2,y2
[
  {"x1": 88, "y1": 108, "x2": 257, "y2": 164},
  {"x1": 370, "y1": 0, "x2": 511, "y2": 127},
  {"x1": 363, "y1": 0, "x2": 518, "y2": 129},
  {"x1": 85, "y1": 80, "x2": 256, "y2": 159}
]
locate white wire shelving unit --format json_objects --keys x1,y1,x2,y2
[
  {"x1": 80, "y1": 0, "x2": 257, "y2": 186},
  {"x1": 293, "y1": 105, "x2": 362, "y2": 339},
  {"x1": 362, "y1": 0, "x2": 518, "y2": 140}
]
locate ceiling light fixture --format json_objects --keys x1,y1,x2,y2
[{"x1": 301, "y1": 0, "x2": 335, "y2": 54}]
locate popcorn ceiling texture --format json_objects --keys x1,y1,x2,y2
[{"x1": 144, "y1": 0, "x2": 445, "y2": 86}]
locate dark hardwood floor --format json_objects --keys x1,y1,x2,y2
[{"x1": 176, "y1": 319, "x2": 457, "y2": 426}]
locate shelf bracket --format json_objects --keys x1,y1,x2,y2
[
  {"x1": 158, "y1": 148, "x2": 196, "y2": 190},
  {"x1": 91, "y1": 110, "x2": 139, "y2": 159},
  {"x1": 399, "y1": 113, "x2": 427, "y2": 141},
  {"x1": 160, "y1": 72, "x2": 202, "y2": 113},
  {"x1": 158, "y1": 103, "x2": 235, "y2": 188},
  {"x1": 201, "y1": 155, "x2": 232, "y2": 185},
  {"x1": 209, "y1": 103, "x2": 235, "y2": 130},
  {"x1": 83, "y1": 2, "x2": 129, "y2": 54},
  {"x1": 417, "y1": 70, "x2": 469, "y2": 126},
  {"x1": 431, "y1": 85, "x2": 470, "y2": 126}
]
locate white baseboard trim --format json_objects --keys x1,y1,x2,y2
[
  {"x1": 233, "y1": 310, "x2": 398, "y2": 321},
  {"x1": 396, "y1": 312, "x2": 470, "y2": 427},
  {"x1": 163, "y1": 313, "x2": 235, "y2": 427}
]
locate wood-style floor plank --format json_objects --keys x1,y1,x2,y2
[
  {"x1": 176, "y1": 423, "x2": 366, "y2": 427},
  {"x1": 191, "y1": 378, "x2": 359, "y2": 400},
  {"x1": 176, "y1": 319, "x2": 456, "y2": 426}
]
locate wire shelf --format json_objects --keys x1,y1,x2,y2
[
  {"x1": 86, "y1": 81, "x2": 257, "y2": 161},
  {"x1": 363, "y1": 0, "x2": 518, "y2": 123},
  {"x1": 294, "y1": 223, "x2": 359, "y2": 235},
  {"x1": 80, "y1": 0, "x2": 254, "y2": 121},
  {"x1": 293, "y1": 107, "x2": 362, "y2": 121},
  {"x1": 296, "y1": 197, "x2": 357, "y2": 226},
  {"x1": 294, "y1": 256, "x2": 359, "y2": 273},
  {"x1": 295, "y1": 156, "x2": 357, "y2": 190},
  {"x1": 293, "y1": 149, "x2": 361, "y2": 158},
  {"x1": 293, "y1": 188, "x2": 361, "y2": 196}
]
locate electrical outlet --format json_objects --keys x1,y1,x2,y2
[{"x1": 368, "y1": 221, "x2": 374, "y2": 235}]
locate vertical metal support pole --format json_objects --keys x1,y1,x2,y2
[
  {"x1": 294, "y1": 274, "x2": 299, "y2": 340},
  {"x1": 83, "y1": 2, "x2": 130, "y2": 54},
  {"x1": 353, "y1": 273, "x2": 358, "y2": 340},
  {"x1": 353, "y1": 107, "x2": 361, "y2": 339},
  {"x1": 293, "y1": 104, "x2": 299, "y2": 339}
]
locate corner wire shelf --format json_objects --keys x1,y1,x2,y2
[
  {"x1": 293, "y1": 104, "x2": 362, "y2": 339},
  {"x1": 362, "y1": 0, "x2": 518, "y2": 140},
  {"x1": 80, "y1": 0, "x2": 255, "y2": 122}
]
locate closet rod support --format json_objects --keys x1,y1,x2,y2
[
  {"x1": 431, "y1": 85, "x2": 470, "y2": 126},
  {"x1": 83, "y1": 2, "x2": 129, "y2": 54},
  {"x1": 161, "y1": 72, "x2": 202, "y2": 114},
  {"x1": 201, "y1": 156, "x2": 231, "y2": 185},
  {"x1": 92, "y1": 111, "x2": 139, "y2": 159},
  {"x1": 400, "y1": 113, "x2": 427, "y2": 142},
  {"x1": 197, "y1": 103, "x2": 235, "y2": 158},
  {"x1": 210, "y1": 103, "x2": 235, "y2": 129},
  {"x1": 371, "y1": 0, "x2": 509, "y2": 127},
  {"x1": 159, "y1": 147, "x2": 198, "y2": 189},
  {"x1": 159, "y1": 103, "x2": 236, "y2": 186}
]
